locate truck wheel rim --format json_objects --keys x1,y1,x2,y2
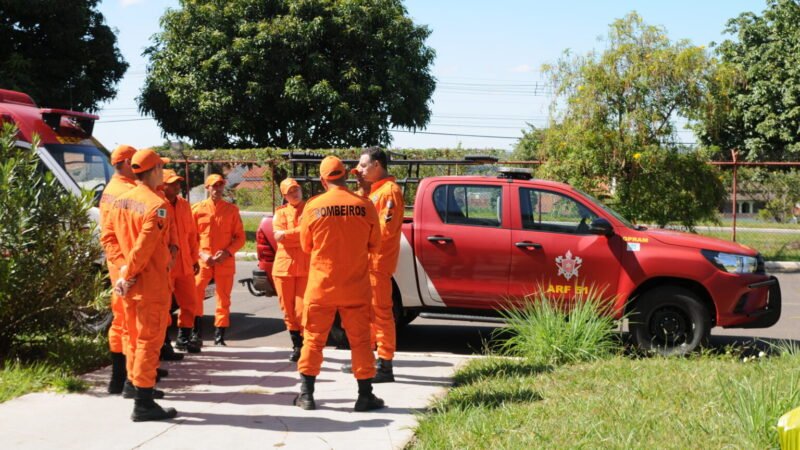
[{"x1": 649, "y1": 306, "x2": 691, "y2": 346}]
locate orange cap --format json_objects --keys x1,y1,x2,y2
[
  {"x1": 110, "y1": 144, "x2": 137, "y2": 165},
  {"x1": 162, "y1": 169, "x2": 184, "y2": 184},
  {"x1": 205, "y1": 174, "x2": 225, "y2": 187},
  {"x1": 131, "y1": 148, "x2": 170, "y2": 174},
  {"x1": 280, "y1": 178, "x2": 300, "y2": 195},
  {"x1": 320, "y1": 156, "x2": 345, "y2": 180}
]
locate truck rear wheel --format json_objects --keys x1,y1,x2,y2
[{"x1": 630, "y1": 286, "x2": 710, "y2": 356}]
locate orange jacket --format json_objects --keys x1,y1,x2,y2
[
  {"x1": 167, "y1": 195, "x2": 199, "y2": 278},
  {"x1": 192, "y1": 198, "x2": 245, "y2": 270},
  {"x1": 99, "y1": 184, "x2": 172, "y2": 301},
  {"x1": 272, "y1": 201, "x2": 309, "y2": 277},
  {"x1": 99, "y1": 174, "x2": 137, "y2": 270},
  {"x1": 368, "y1": 177, "x2": 405, "y2": 274},
  {"x1": 300, "y1": 185, "x2": 381, "y2": 306}
]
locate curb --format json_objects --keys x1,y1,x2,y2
[
  {"x1": 766, "y1": 261, "x2": 800, "y2": 273},
  {"x1": 235, "y1": 252, "x2": 257, "y2": 260}
]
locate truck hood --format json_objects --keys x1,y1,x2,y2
[{"x1": 645, "y1": 228, "x2": 758, "y2": 255}]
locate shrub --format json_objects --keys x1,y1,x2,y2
[
  {"x1": 0, "y1": 123, "x2": 106, "y2": 356},
  {"x1": 497, "y1": 289, "x2": 621, "y2": 366}
]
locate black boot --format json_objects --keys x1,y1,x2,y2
[
  {"x1": 354, "y1": 379, "x2": 385, "y2": 411},
  {"x1": 156, "y1": 367, "x2": 169, "y2": 380},
  {"x1": 191, "y1": 317, "x2": 203, "y2": 348},
  {"x1": 373, "y1": 358, "x2": 395, "y2": 383},
  {"x1": 294, "y1": 373, "x2": 316, "y2": 410},
  {"x1": 131, "y1": 387, "x2": 178, "y2": 422},
  {"x1": 289, "y1": 331, "x2": 303, "y2": 362},
  {"x1": 107, "y1": 352, "x2": 127, "y2": 394},
  {"x1": 176, "y1": 327, "x2": 201, "y2": 353},
  {"x1": 160, "y1": 335, "x2": 184, "y2": 361},
  {"x1": 122, "y1": 380, "x2": 165, "y2": 399},
  {"x1": 214, "y1": 327, "x2": 227, "y2": 346}
]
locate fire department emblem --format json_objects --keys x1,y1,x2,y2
[{"x1": 555, "y1": 250, "x2": 582, "y2": 280}]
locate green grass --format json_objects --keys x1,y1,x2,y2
[
  {"x1": 0, "y1": 334, "x2": 109, "y2": 403},
  {"x1": 700, "y1": 230, "x2": 800, "y2": 261},
  {"x1": 242, "y1": 216, "x2": 263, "y2": 253},
  {"x1": 411, "y1": 352, "x2": 800, "y2": 449},
  {"x1": 497, "y1": 291, "x2": 621, "y2": 366}
]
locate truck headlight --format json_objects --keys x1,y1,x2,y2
[{"x1": 701, "y1": 250, "x2": 759, "y2": 274}]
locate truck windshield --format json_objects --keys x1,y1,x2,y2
[
  {"x1": 44, "y1": 144, "x2": 113, "y2": 193},
  {"x1": 576, "y1": 188, "x2": 635, "y2": 229}
]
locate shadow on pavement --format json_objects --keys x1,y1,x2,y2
[{"x1": 175, "y1": 412, "x2": 392, "y2": 432}]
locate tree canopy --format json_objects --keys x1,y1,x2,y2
[
  {"x1": 139, "y1": 0, "x2": 436, "y2": 149},
  {"x1": 537, "y1": 12, "x2": 724, "y2": 227},
  {"x1": 696, "y1": 0, "x2": 800, "y2": 161},
  {"x1": 0, "y1": 0, "x2": 128, "y2": 111}
]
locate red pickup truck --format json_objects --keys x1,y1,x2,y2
[{"x1": 248, "y1": 168, "x2": 781, "y2": 355}]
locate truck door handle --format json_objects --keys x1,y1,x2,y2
[
  {"x1": 427, "y1": 235, "x2": 453, "y2": 244},
  {"x1": 515, "y1": 241, "x2": 542, "y2": 249}
]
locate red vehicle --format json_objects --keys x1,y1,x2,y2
[
  {"x1": 0, "y1": 89, "x2": 113, "y2": 222},
  {"x1": 247, "y1": 166, "x2": 781, "y2": 355}
]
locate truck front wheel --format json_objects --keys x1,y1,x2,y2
[{"x1": 630, "y1": 286, "x2": 711, "y2": 356}]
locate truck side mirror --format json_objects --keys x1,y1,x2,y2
[{"x1": 589, "y1": 218, "x2": 614, "y2": 237}]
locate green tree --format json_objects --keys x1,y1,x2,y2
[
  {"x1": 0, "y1": 123, "x2": 106, "y2": 356},
  {"x1": 0, "y1": 0, "x2": 128, "y2": 111},
  {"x1": 539, "y1": 12, "x2": 723, "y2": 227},
  {"x1": 511, "y1": 125, "x2": 545, "y2": 161},
  {"x1": 697, "y1": 0, "x2": 800, "y2": 161},
  {"x1": 139, "y1": 0, "x2": 436, "y2": 149}
]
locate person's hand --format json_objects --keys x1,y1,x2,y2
[
  {"x1": 200, "y1": 252, "x2": 215, "y2": 266},
  {"x1": 114, "y1": 277, "x2": 137, "y2": 297},
  {"x1": 214, "y1": 249, "x2": 231, "y2": 264},
  {"x1": 274, "y1": 230, "x2": 286, "y2": 242}
]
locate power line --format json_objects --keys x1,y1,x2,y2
[{"x1": 390, "y1": 129, "x2": 520, "y2": 140}]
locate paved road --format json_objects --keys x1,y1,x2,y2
[{"x1": 202, "y1": 261, "x2": 798, "y2": 354}]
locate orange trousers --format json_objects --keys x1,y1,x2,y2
[
  {"x1": 298, "y1": 303, "x2": 375, "y2": 380},
  {"x1": 123, "y1": 296, "x2": 170, "y2": 388},
  {"x1": 370, "y1": 271, "x2": 396, "y2": 360},
  {"x1": 274, "y1": 276, "x2": 307, "y2": 332},
  {"x1": 195, "y1": 266, "x2": 234, "y2": 328},
  {"x1": 106, "y1": 266, "x2": 127, "y2": 354},
  {"x1": 172, "y1": 273, "x2": 197, "y2": 328}
]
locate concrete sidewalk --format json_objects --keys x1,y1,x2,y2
[{"x1": 0, "y1": 347, "x2": 468, "y2": 450}]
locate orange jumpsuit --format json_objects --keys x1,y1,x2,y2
[
  {"x1": 368, "y1": 177, "x2": 405, "y2": 360},
  {"x1": 99, "y1": 173, "x2": 137, "y2": 354},
  {"x1": 192, "y1": 198, "x2": 245, "y2": 328},
  {"x1": 167, "y1": 195, "x2": 199, "y2": 328},
  {"x1": 298, "y1": 186, "x2": 381, "y2": 380},
  {"x1": 100, "y1": 184, "x2": 172, "y2": 388},
  {"x1": 272, "y1": 201, "x2": 309, "y2": 332}
]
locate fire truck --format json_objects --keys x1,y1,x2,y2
[
  {"x1": 0, "y1": 89, "x2": 113, "y2": 222},
  {"x1": 243, "y1": 155, "x2": 781, "y2": 355}
]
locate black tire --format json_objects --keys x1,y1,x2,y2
[
  {"x1": 392, "y1": 280, "x2": 418, "y2": 329},
  {"x1": 74, "y1": 308, "x2": 113, "y2": 334},
  {"x1": 630, "y1": 286, "x2": 711, "y2": 356}
]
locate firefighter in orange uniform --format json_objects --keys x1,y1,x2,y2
[
  {"x1": 357, "y1": 147, "x2": 405, "y2": 383},
  {"x1": 272, "y1": 178, "x2": 309, "y2": 361},
  {"x1": 99, "y1": 144, "x2": 138, "y2": 394},
  {"x1": 192, "y1": 174, "x2": 245, "y2": 346},
  {"x1": 162, "y1": 169, "x2": 201, "y2": 353},
  {"x1": 100, "y1": 148, "x2": 177, "y2": 422},
  {"x1": 294, "y1": 156, "x2": 384, "y2": 412},
  {"x1": 350, "y1": 168, "x2": 372, "y2": 197}
]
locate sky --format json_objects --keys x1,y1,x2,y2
[{"x1": 93, "y1": 0, "x2": 767, "y2": 152}]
